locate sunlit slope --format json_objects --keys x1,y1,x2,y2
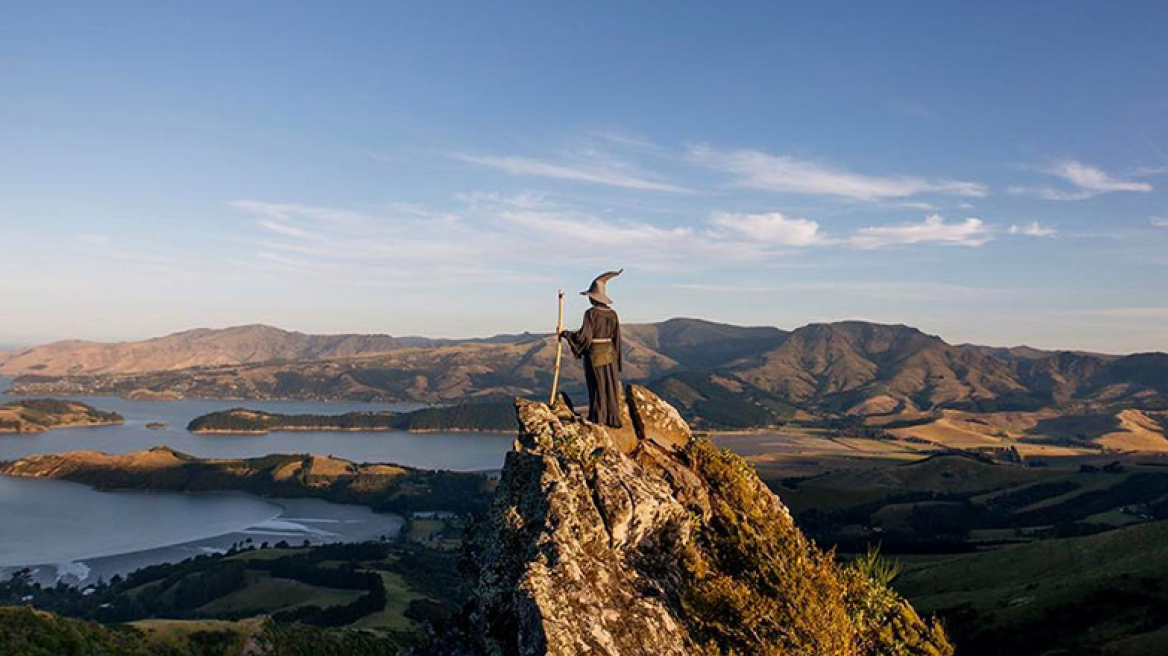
[
  {"x1": 896, "y1": 520, "x2": 1168, "y2": 656},
  {"x1": 7, "y1": 320, "x2": 1168, "y2": 425},
  {"x1": 885, "y1": 408, "x2": 1168, "y2": 453}
]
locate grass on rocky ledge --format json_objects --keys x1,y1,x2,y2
[{"x1": 681, "y1": 438, "x2": 953, "y2": 656}]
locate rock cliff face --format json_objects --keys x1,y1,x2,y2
[{"x1": 425, "y1": 385, "x2": 953, "y2": 655}]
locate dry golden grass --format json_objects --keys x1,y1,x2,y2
[
  {"x1": 880, "y1": 408, "x2": 1168, "y2": 455},
  {"x1": 1097, "y1": 410, "x2": 1168, "y2": 452},
  {"x1": 305, "y1": 455, "x2": 355, "y2": 478}
]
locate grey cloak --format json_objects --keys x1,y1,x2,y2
[{"x1": 563, "y1": 305, "x2": 623, "y2": 428}]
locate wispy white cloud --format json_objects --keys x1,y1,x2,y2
[
  {"x1": 1078, "y1": 307, "x2": 1168, "y2": 319},
  {"x1": 675, "y1": 280, "x2": 1007, "y2": 301},
  {"x1": 710, "y1": 212, "x2": 828, "y2": 246},
  {"x1": 688, "y1": 146, "x2": 987, "y2": 201},
  {"x1": 849, "y1": 215, "x2": 991, "y2": 249},
  {"x1": 65, "y1": 234, "x2": 219, "y2": 280},
  {"x1": 1134, "y1": 165, "x2": 1168, "y2": 177},
  {"x1": 492, "y1": 196, "x2": 695, "y2": 248},
  {"x1": 899, "y1": 201, "x2": 939, "y2": 211},
  {"x1": 234, "y1": 195, "x2": 757, "y2": 280},
  {"x1": 588, "y1": 129, "x2": 663, "y2": 150},
  {"x1": 1008, "y1": 221, "x2": 1057, "y2": 237},
  {"x1": 467, "y1": 193, "x2": 771, "y2": 267},
  {"x1": 452, "y1": 153, "x2": 690, "y2": 193},
  {"x1": 1049, "y1": 160, "x2": 1151, "y2": 193},
  {"x1": 230, "y1": 200, "x2": 371, "y2": 225},
  {"x1": 232, "y1": 192, "x2": 1044, "y2": 290},
  {"x1": 256, "y1": 219, "x2": 323, "y2": 240},
  {"x1": 1152, "y1": 217, "x2": 1168, "y2": 228},
  {"x1": 69, "y1": 234, "x2": 206, "y2": 278},
  {"x1": 235, "y1": 200, "x2": 501, "y2": 286},
  {"x1": 1011, "y1": 160, "x2": 1153, "y2": 200}
]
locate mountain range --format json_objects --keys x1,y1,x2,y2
[
  {"x1": 4, "y1": 319, "x2": 1167, "y2": 427},
  {"x1": 0, "y1": 324, "x2": 451, "y2": 376}
]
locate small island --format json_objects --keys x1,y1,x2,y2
[
  {"x1": 187, "y1": 402, "x2": 517, "y2": 434},
  {"x1": 145, "y1": 421, "x2": 168, "y2": 430},
  {"x1": 0, "y1": 399, "x2": 123, "y2": 434}
]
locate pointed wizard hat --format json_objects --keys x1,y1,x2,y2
[{"x1": 581, "y1": 269, "x2": 623, "y2": 305}]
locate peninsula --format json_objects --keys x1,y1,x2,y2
[
  {"x1": 186, "y1": 402, "x2": 517, "y2": 434},
  {"x1": 0, "y1": 446, "x2": 493, "y2": 515},
  {"x1": 0, "y1": 399, "x2": 123, "y2": 433}
]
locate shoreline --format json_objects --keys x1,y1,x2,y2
[
  {"x1": 0, "y1": 419, "x2": 125, "y2": 435},
  {"x1": 5, "y1": 388, "x2": 787, "y2": 435},
  {"x1": 4, "y1": 388, "x2": 445, "y2": 406},
  {"x1": 0, "y1": 490, "x2": 406, "y2": 587},
  {"x1": 0, "y1": 490, "x2": 286, "y2": 568},
  {"x1": 190, "y1": 426, "x2": 512, "y2": 436}
]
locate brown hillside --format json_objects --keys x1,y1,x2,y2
[
  {"x1": 736, "y1": 322, "x2": 1027, "y2": 412},
  {"x1": 0, "y1": 324, "x2": 435, "y2": 376},
  {"x1": 7, "y1": 320, "x2": 1168, "y2": 421}
]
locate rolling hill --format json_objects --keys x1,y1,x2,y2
[
  {"x1": 5, "y1": 320, "x2": 1168, "y2": 429},
  {"x1": 896, "y1": 519, "x2": 1168, "y2": 655},
  {"x1": 622, "y1": 317, "x2": 787, "y2": 369},
  {"x1": 0, "y1": 324, "x2": 455, "y2": 376},
  {"x1": 0, "y1": 319, "x2": 784, "y2": 379}
]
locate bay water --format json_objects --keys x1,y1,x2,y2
[{"x1": 0, "y1": 377, "x2": 511, "y2": 584}]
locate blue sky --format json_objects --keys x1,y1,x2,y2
[{"x1": 2, "y1": 1, "x2": 1167, "y2": 352}]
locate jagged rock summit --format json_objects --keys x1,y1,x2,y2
[{"x1": 426, "y1": 385, "x2": 952, "y2": 656}]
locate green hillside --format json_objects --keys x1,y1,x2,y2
[
  {"x1": 896, "y1": 520, "x2": 1168, "y2": 656},
  {"x1": 0, "y1": 519, "x2": 469, "y2": 656}
]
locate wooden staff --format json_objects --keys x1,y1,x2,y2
[{"x1": 549, "y1": 289, "x2": 565, "y2": 404}]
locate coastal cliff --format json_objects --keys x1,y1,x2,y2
[{"x1": 420, "y1": 385, "x2": 952, "y2": 655}]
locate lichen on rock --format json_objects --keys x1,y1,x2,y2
[{"x1": 418, "y1": 385, "x2": 952, "y2": 656}]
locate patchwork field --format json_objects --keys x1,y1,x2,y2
[
  {"x1": 896, "y1": 520, "x2": 1168, "y2": 655},
  {"x1": 724, "y1": 435, "x2": 1168, "y2": 656},
  {"x1": 0, "y1": 515, "x2": 471, "y2": 654}
]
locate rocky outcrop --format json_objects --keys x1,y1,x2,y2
[
  {"x1": 626, "y1": 384, "x2": 691, "y2": 453},
  {"x1": 426, "y1": 385, "x2": 952, "y2": 656}
]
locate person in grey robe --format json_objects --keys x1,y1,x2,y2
[{"x1": 560, "y1": 270, "x2": 624, "y2": 428}]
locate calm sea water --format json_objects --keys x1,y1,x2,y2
[
  {"x1": 0, "y1": 376, "x2": 510, "y2": 584},
  {"x1": 0, "y1": 475, "x2": 404, "y2": 585},
  {"x1": 0, "y1": 377, "x2": 513, "y2": 470}
]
